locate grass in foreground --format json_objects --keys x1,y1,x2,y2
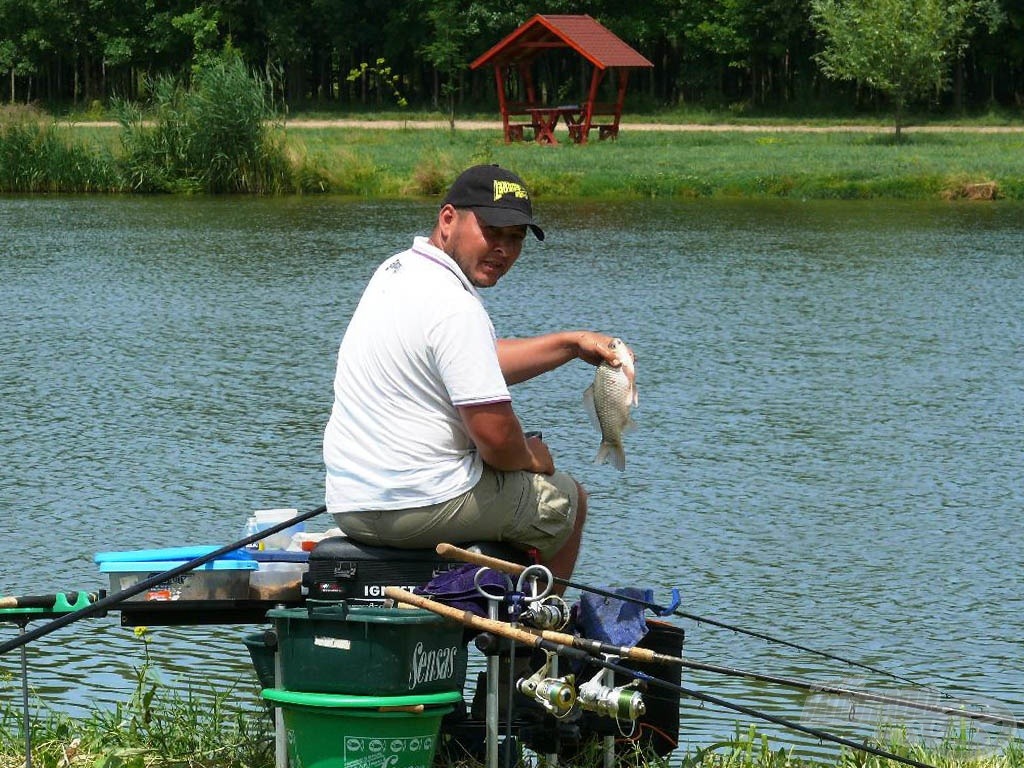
[
  {"x1": 2, "y1": 701, "x2": 1022, "y2": 768},
  {"x1": 2, "y1": 636, "x2": 1021, "y2": 768},
  {"x1": 0, "y1": 627, "x2": 273, "y2": 768}
]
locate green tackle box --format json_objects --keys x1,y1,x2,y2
[{"x1": 266, "y1": 601, "x2": 468, "y2": 696}]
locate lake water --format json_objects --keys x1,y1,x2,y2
[{"x1": 1, "y1": 195, "x2": 1022, "y2": 760}]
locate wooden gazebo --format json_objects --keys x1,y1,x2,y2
[{"x1": 470, "y1": 14, "x2": 654, "y2": 144}]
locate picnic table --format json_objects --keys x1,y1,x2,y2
[{"x1": 524, "y1": 105, "x2": 583, "y2": 144}]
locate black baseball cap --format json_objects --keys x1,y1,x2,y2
[{"x1": 442, "y1": 164, "x2": 545, "y2": 241}]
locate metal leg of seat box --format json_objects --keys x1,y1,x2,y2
[
  {"x1": 19, "y1": 621, "x2": 33, "y2": 768},
  {"x1": 486, "y1": 600, "x2": 500, "y2": 768},
  {"x1": 603, "y1": 667, "x2": 615, "y2": 768},
  {"x1": 274, "y1": 647, "x2": 286, "y2": 768}
]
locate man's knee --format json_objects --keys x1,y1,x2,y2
[{"x1": 574, "y1": 482, "x2": 588, "y2": 525}]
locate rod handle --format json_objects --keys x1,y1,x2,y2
[
  {"x1": 0, "y1": 593, "x2": 97, "y2": 610},
  {"x1": 434, "y1": 543, "x2": 527, "y2": 576}
]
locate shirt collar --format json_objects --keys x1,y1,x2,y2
[{"x1": 410, "y1": 236, "x2": 482, "y2": 301}]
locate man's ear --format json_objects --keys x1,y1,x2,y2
[{"x1": 434, "y1": 204, "x2": 459, "y2": 247}]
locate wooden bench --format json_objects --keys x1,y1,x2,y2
[
  {"x1": 566, "y1": 103, "x2": 622, "y2": 143},
  {"x1": 503, "y1": 103, "x2": 538, "y2": 142},
  {"x1": 505, "y1": 122, "x2": 534, "y2": 141},
  {"x1": 588, "y1": 103, "x2": 622, "y2": 141}
]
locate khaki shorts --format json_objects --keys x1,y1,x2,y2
[{"x1": 334, "y1": 466, "x2": 579, "y2": 560}]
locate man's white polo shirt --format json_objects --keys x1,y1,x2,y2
[{"x1": 323, "y1": 236, "x2": 511, "y2": 513}]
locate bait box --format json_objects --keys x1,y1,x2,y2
[
  {"x1": 249, "y1": 550, "x2": 309, "y2": 601},
  {"x1": 95, "y1": 549, "x2": 258, "y2": 602}
]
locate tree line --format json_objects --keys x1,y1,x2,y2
[{"x1": 1, "y1": 0, "x2": 1022, "y2": 116}]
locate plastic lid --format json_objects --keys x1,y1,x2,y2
[
  {"x1": 251, "y1": 549, "x2": 309, "y2": 563},
  {"x1": 267, "y1": 603, "x2": 450, "y2": 625},
  {"x1": 261, "y1": 688, "x2": 462, "y2": 709},
  {"x1": 98, "y1": 559, "x2": 258, "y2": 573},
  {"x1": 94, "y1": 546, "x2": 254, "y2": 563}
]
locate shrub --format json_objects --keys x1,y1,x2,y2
[{"x1": 116, "y1": 50, "x2": 293, "y2": 194}]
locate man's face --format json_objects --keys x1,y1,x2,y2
[{"x1": 446, "y1": 209, "x2": 527, "y2": 288}]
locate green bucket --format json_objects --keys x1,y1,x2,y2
[
  {"x1": 262, "y1": 688, "x2": 461, "y2": 768},
  {"x1": 267, "y1": 603, "x2": 467, "y2": 695},
  {"x1": 242, "y1": 631, "x2": 276, "y2": 690}
]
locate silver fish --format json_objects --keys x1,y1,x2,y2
[{"x1": 582, "y1": 338, "x2": 637, "y2": 471}]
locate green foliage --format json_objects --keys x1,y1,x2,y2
[
  {"x1": 810, "y1": 0, "x2": 1005, "y2": 138},
  {"x1": 684, "y1": 724, "x2": 807, "y2": 768},
  {"x1": 115, "y1": 50, "x2": 292, "y2": 193},
  {"x1": 346, "y1": 58, "x2": 408, "y2": 109},
  {"x1": 420, "y1": 0, "x2": 478, "y2": 128},
  {"x1": 0, "y1": 118, "x2": 121, "y2": 192},
  {"x1": 171, "y1": 6, "x2": 222, "y2": 71}
]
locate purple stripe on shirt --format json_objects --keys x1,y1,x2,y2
[{"x1": 453, "y1": 396, "x2": 513, "y2": 407}]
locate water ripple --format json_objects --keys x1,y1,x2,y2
[{"x1": 2, "y1": 197, "x2": 1022, "y2": 758}]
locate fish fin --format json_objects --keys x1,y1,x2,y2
[
  {"x1": 621, "y1": 416, "x2": 637, "y2": 434},
  {"x1": 594, "y1": 442, "x2": 626, "y2": 472},
  {"x1": 582, "y1": 384, "x2": 601, "y2": 432},
  {"x1": 632, "y1": 383, "x2": 639, "y2": 408}
]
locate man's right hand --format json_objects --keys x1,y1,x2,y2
[
  {"x1": 525, "y1": 433, "x2": 555, "y2": 475},
  {"x1": 459, "y1": 401, "x2": 555, "y2": 475}
]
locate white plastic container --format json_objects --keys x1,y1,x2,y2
[{"x1": 253, "y1": 508, "x2": 305, "y2": 550}]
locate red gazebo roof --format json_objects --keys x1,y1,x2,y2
[{"x1": 470, "y1": 14, "x2": 654, "y2": 71}]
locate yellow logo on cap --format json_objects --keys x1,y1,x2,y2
[{"x1": 493, "y1": 180, "x2": 528, "y2": 201}]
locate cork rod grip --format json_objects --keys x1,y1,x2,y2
[{"x1": 434, "y1": 543, "x2": 529, "y2": 576}]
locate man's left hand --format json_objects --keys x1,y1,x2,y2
[{"x1": 576, "y1": 332, "x2": 632, "y2": 368}]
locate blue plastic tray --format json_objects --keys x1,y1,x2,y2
[
  {"x1": 98, "y1": 558, "x2": 258, "y2": 573},
  {"x1": 94, "y1": 546, "x2": 254, "y2": 564}
]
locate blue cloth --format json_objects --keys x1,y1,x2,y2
[
  {"x1": 574, "y1": 587, "x2": 650, "y2": 648},
  {"x1": 413, "y1": 564, "x2": 511, "y2": 619}
]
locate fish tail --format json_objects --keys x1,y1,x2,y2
[{"x1": 594, "y1": 441, "x2": 626, "y2": 472}]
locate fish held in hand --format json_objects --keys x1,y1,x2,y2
[{"x1": 582, "y1": 338, "x2": 637, "y2": 471}]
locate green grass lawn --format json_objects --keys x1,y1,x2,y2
[{"x1": 279, "y1": 124, "x2": 1024, "y2": 200}]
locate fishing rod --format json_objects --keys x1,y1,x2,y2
[
  {"x1": 672, "y1": 657, "x2": 1023, "y2": 730},
  {"x1": 480, "y1": 600, "x2": 1024, "y2": 731},
  {"x1": 435, "y1": 543, "x2": 955, "y2": 697},
  {"x1": 0, "y1": 504, "x2": 327, "y2": 657},
  {"x1": 0, "y1": 593, "x2": 98, "y2": 610},
  {"x1": 386, "y1": 586, "x2": 943, "y2": 768}
]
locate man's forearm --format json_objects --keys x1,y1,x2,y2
[
  {"x1": 458, "y1": 402, "x2": 555, "y2": 474},
  {"x1": 496, "y1": 332, "x2": 583, "y2": 385}
]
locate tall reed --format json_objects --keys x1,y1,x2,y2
[
  {"x1": 0, "y1": 116, "x2": 121, "y2": 193},
  {"x1": 116, "y1": 52, "x2": 293, "y2": 194}
]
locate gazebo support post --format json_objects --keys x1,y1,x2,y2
[
  {"x1": 578, "y1": 67, "x2": 606, "y2": 144},
  {"x1": 605, "y1": 69, "x2": 630, "y2": 140},
  {"x1": 493, "y1": 65, "x2": 513, "y2": 143}
]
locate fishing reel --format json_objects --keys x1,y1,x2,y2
[
  {"x1": 519, "y1": 594, "x2": 570, "y2": 630},
  {"x1": 516, "y1": 651, "x2": 576, "y2": 717},
  {"x1": 577, "y1": 667, "x2": 646, "y2": 721}
]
